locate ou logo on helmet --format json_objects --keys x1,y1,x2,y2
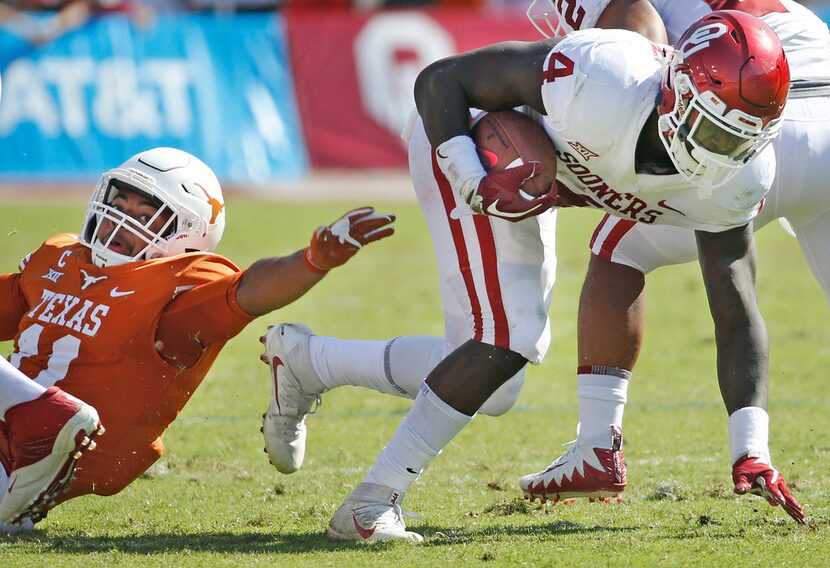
[{"x1": 678, "y1": 23, "x2": 729, "y2": 59}]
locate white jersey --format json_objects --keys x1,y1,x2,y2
[
  {"x1": 652, "y1": 0, "x2": 830, "y2": 83},
  {"x1": 558, "y1": 0, "x2": 830, "y2": 83},
  {"x1": 579, "y1": 2, "x2": 830, "y2": 309},
  {"x1": 539, "y1": 29, "x2": 774, "y2": 232}
]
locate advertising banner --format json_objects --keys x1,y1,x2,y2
[
  {"x1": 0, "y1": 13, "x2": 307, "y2": 183},
  {"x1": 285, "y1": 8, "x2": 540, "y2": 169}
]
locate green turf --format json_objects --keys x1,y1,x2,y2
[{"x1": 0, "y1": 198, "x2": 827, "y2": 566}]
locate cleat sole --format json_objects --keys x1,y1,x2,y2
[{"x1": 9, "y1": 418, "x2": 105, "y2": 525}]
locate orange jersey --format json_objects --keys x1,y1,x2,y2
[{"x1": 0, "y1": 234, "x2": 255, "y2": 497}]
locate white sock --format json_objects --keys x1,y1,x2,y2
[
  {"x1": 728, "y1": 406, "x2": 770, "y2": 464},
  {"x1": 363, "y1": 382, "x2": 473, "y2": 493},
  {"x1": 309, "y1": 335, "x2": 446, "y2": 398},
  {"x1": 0, "y1": 358, "x2": 46, "y2": 420},
  {"x1": 576, "y1": 365, "x2": 631, "y2": 448}
]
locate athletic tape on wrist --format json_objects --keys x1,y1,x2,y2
[
  {"x1": 728, "y1": 406, "x2": 770, "y2": 464},
  {"x1": 435, "y1": 135, "x2": 487, "y2": 201}
]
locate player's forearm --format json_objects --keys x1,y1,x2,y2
[
  {"x1": 696, "y1": 227, "x2": 769, "y2": 413},
  {"x1": 235, "y1": 251, "x2": 323, "y2": 317},
  {"x1": 0, "y1": 273, "x2": 28, "y2": 340},
  {"x1": 414, "y1": 58, "x2": 478, "y2": 148},
  {"x1": 414, "y1": 42, "x2": 551, "y2": 148},
  {"x1": 713, "y1": 307, "x2": 769, "y2": 413}
]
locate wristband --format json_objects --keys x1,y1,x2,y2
[
  {"x1": 728, "y1": 406, "x2": 770, "y2": 464},
  {"x1": 435, "y1": 135, "x2": 487, "y2": 202},
  {"x1": 303, "y1": 247, "x2": 328, "y2": 275}
]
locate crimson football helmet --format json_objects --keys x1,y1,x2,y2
[
  {"x1": 657, "y1": 10, "x2": 790, "y2": 193},
  {"x1": 79, "y1": 147, "x2": 225, "y2": 268}
]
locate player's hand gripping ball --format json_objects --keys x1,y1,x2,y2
[
  {"x1": 471, "y1": 110, "x2": 559, "y2": 198},
  {"x1": 460, "y1": 110, "x2": 562, "y2": 222}
]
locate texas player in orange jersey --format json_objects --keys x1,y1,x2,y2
[{"x1": 0, "y1": 146, "x2": 395, "y2": 529}]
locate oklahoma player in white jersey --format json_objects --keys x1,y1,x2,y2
[
  {"x1": 521, "y1": 0, "x2": 824, "y2": 524},
  {"x1": 257, "y1": 11, "x2": 800, "y2": 542}
]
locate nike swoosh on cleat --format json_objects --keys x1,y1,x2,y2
[
  {"x1": 352, "y1": 512, "x2": 376, "y2": 539},
  {"x1": 271, "y1": 356, "x2": 284, "y2": 414},
  {"x1": 547, "y1": 462, "x2": 568, "y2": 472},
  {"x1": 406, "y1": 467, "x2": 419, "y2": 475},
  {"x1": 109, "y1": 287, "x2": 135, "y2": 297}
]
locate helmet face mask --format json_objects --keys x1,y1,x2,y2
[
  {"x1": 657, "y1": 11, "x2": 790, "y2": 195},
  {"x1": 79, "y1": 148, "x2": 225, "y2": 268},
  {"x1": 526, "y1": 0, "x2": 568, "y2": 39}
]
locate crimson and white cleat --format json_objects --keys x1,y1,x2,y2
[
  {"x1": 260, "y1": 323, "x2": 323, "y2": 474},
  {"x1": 327, "y1": 483, "x2": 423, "y2": 543},
  {"x1": 520, "y1": 426, "x2": 626, "y2": 503},
  {"x1": 0, "y1": 387, "x2": 104, "y2": 525}
]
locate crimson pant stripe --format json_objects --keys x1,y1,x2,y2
[
  {"x1": 595, "y1": 217, "x2": 637, "y2": 261},
  {"x1": 432, "y1": 154, "x2": 483, "y2": 341},
  {"x1": 589, "y1": 214, "x2": 612, "y2": 249},
  {"x1": 472, "y1": 214, "x2": 510, "y2": 349}
]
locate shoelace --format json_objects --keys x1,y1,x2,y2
[
  {"x1": 539, "y1": 440, "x2": 580, "y2": 473},
  {"x1": 356, "y1": 503, "x2": 422, "y2": 530}
]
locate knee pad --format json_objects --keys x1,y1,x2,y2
[{"x1": 479, "y1": 368, "x2": 526, "y2": 416}]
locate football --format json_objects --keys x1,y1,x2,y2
[{"x1": 470, "y1": 110, "x2": 558, "y2": 197}]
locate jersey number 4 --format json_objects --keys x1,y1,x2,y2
[
  {"x1": 10, "y1": 324, "x2": 81, "y2": 388},
  {"x1": 543, "y1": 52, "x2": 575, "y2": 84}
]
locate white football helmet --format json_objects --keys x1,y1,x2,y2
[{"x1": 79, "y1": 147, "x2": 225, "y2": 268}]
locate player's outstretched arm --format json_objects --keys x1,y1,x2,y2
[
  {"x1": 695, "y1": 225, "x2": 804, "y2": 523},
  {"x1": 235, "y1": 207, "x2": 395, "y2": 317}
]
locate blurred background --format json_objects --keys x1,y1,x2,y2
[{"x1": 1, "y1": 0, "x2": 829, "y2": 193}]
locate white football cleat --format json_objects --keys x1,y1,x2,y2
[
  {"x1": 260, "y1": 323, "x2": 323, "y2": 474},
  {"x1": 327, "y1": 483, "x2": 423, "y2": 543}
]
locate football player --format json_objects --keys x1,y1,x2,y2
[
  {"x1": 259, "y1": 10, "x2": 800, "y2": 542},
  {"x1": 0, "y1": 147, "x2": 395, "y2": 528},
  {"x1": 520, "y1": 0, "x2": 826, "y2": 525}
]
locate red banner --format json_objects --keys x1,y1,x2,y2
[{"x1": 285, "y1": 8, "x2": 539, "y2": 169}]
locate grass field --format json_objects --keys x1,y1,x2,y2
[{"x1": 0, "y1": 196, "x2": 828, "y2": 566}]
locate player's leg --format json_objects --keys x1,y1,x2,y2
[
  {"x1": 0, "y1": 356, "x2": 48, "y2": 415},
  {"x1": 262, "y1": 114, "x2": 547, "y2": 474},
  {"x1": 327, "y1": 118, "x2": 556, "y2": 541},
  {"x1": 270, "y1": 312, "x2": 530, "y2": 412},
  {"x1": 0, "y1": 358, "x2": 104, "y2": 526},
  {"x1": 789, "y1": 211, "x2": 830, "y2": 306},
  {"x1": 521, "y1": 215, "x2": 698, "y2": 502}
]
